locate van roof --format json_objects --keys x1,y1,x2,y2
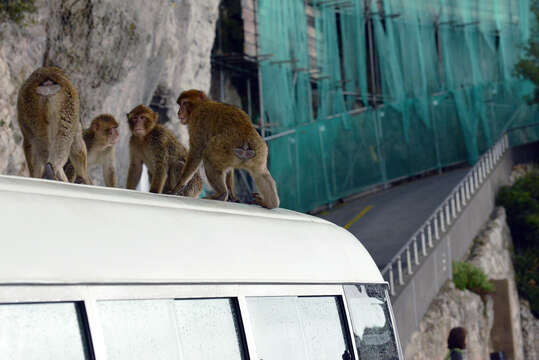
[{"x1": 0, "y1": 175, "x2": 383, "y2": 285}]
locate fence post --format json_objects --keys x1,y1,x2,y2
[
  {"x1": 440, "y1": 209, "x2": 445, "y2": 232},
  {"x1": 445, "y1": 202, "x2": 451, "y2": 225},
  {"x1": 421, "y1": 230, "x2": 427, "y2": 256},
  {"x1": 461, "y1": 184, "x2": 467, "y2": 206},
  {"x1": 456, "y1": 188, "x2": 461, "y2": 212},
  {"x1": 478, "y1": 160, "x2": 484, "y2": 183},
  {"x1": 413, "y1": 238, "x2": 419, "y2": 265},
  {"x1": 434, "y1": 216, "x2": 440, "y2": 240},
  {"x1": 427, "y1": 222, "x2": 433, "y2": 247},
  {"x1": 407, "y1": 247, "x2": 413, "y2": 275},
  {"x1": 389, "y1": 266, "x2": 395, "y2": 296},
  {"x1": 451, "y1": 196, "x2": 457, "y2": 218},
  {"x1": 398, "y1": 258, "x2": 404, "y2": 285}
]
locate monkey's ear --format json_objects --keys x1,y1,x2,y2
[{"x1": 126, "y1": 113, "x2": 130, "y2": 120}]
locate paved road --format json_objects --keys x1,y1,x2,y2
[{"x1": 318, "y1": 167, "x2": 471, "y2": 268}]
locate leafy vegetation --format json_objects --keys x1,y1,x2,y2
[
  {"x1": 497, "y1": 170, "x2": 539, "y2": 316},
  {"x1": 452, "y1": 261, "x2": 495, "y2": 294},
  {"x1": 514, "y1": 0, "x2": 539, "y2": 104},
  {"x1": 0, "y1": 0, "x2": 36, "y2": 24}
]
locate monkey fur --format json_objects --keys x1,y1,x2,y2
[
  {"x1": 126, "y1": 104, "x2": 203, "y2": 197},
  {"x1": 17, "y1": 66, "x2": 91, "y2": 184},
  {"x1": 64, "y1": 114, "x2": 119, "y2": 187},
  {"x1": 172, "y1": 89, "x2": 280, "y2": 209}
]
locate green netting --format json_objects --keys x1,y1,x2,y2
[{"x1": 258, "y1": 0, "x2": 538, "y2": 213}]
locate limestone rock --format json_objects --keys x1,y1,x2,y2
[
  {"x1": 0, "y1": 0, "x2": 220, "y2": 185},
  {"x1": 405, "y1": 207, "x2": 528, "y2": 360},
  {"x1": 520, "y1": 299, "x2": 538, "y2": 360},
  {"x1": 405, "y1": 281, "x2": 493, "y2": 360}
]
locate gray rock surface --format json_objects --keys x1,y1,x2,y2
[
  {"x1": 0, "y1": 0, "x2": 220, "y2": 185},
  {"x1": 404, "y1": 281, "x2": 494, "y2": 360},
  {"x1": 520, "y1": 299, "x2": 538, "y2": 360}
]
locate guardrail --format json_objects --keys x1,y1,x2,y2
[{"x1": 381, "y1": 133, "x2": 510, "y2": 296}]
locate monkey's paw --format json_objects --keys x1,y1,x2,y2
[
  {"x1": 252, "y1": 193, "x2": 269, "y2": 208},
  {"x1": 173, "y1": 185, "x2": 187, "y2": 195}
]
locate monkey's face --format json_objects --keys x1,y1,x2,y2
[
  {"x1": 104, "y1": 125, "x2": 119, "y2": 146},
  {"x1": 91, "y1": 115, "x2": 119, "y2": 147},
  {"x1": 177, "y1": 99, "x2": 190, "y2": 125},
  {"x1": 129, "y1": 113, "x2": 154, "y2": 138}
]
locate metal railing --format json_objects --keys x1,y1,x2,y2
[{"x1": 381, "y1": 133, "x2": 510, "y2": 296}]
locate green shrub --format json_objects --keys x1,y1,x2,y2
[
  {"x1": 496, "y1": 169, "x2": 539, "y2": 316},
  {"x1": 514, "y1": 249, "x2": 539, "y2": 316},
  {"x1": 0, "y1": 0, "x2": 36, "y2": 24},
  {"x1": 497, "y1": 170, "x2": 539, "y2": 250},
  {"x1": 452, "y1": 261, "x2": 495, "y2": 294}
]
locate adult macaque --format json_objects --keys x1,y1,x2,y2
[
  {"x1": 64, "y1": 114, "x2": 119, "y2": 187},
  {"x1": 126, "y1": 104, "x2": 202, "y2": 197},
  {"x1": 172, "y1": 89, "x2": 279, "y2": 209},
  {"x1": 17, "y1": 66, "x2": 91, "y2": 183}
]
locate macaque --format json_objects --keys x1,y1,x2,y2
[
  {"x1": 126, "y1": 104, "x2": 203, "y2": 197},
  {"x1": 64, "y1": 114, "x2": 119, "y2": 187},
  {"x1": 172, "y1": 89, "x2": 279, "y2": 209},
  {"x1": 17, "y1": 66, "x2": 91, "y2": 183}
]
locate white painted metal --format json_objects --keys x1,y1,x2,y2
[
  {"x1": 427, "y1": 222, "x2": 433, "y2": 247},
  {"x1": 406, "y1": 247, "x2": 413, "y2": 275},
  {"x1": 389, "y1": 267, "x2": 395, "y2": 295},
  {"x1": 398, "y1": 258, "x2": 403, "y2": 285},
  {"x1": 420, "y1": 230, "x2": 427, "y2": 256},
  {"x1": 413, "y1": 237, "x2": 419, "y2": 265},
  {"x1": 0, "y1": 175, "x2": 382, "y2": 285}
]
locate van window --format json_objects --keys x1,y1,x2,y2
[
  {"x1": 246, "y1": 296, "x2": 352, "y2": 360},
  {"x1": 0, "y1": 302, "x2": 91, "y2": 360},
  {"x1": 344, "y1": 284, "x2": 399, "y2": 360},
  {"x1": 97, "y1": 298, "x2": 246, "y2": 360},
  {"x1": 174, "y1": 298, "x2": 247, "y2": 359}
]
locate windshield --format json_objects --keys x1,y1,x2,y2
[{"x1": 344, "y1": 284, "x2": 401, "y2": 360}]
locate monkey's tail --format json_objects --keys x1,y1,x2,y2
[{"x1": 233, "y1": 143, "x2": 256, "y2": 161}]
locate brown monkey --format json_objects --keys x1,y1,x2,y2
[
  {"x1": 16, "y1": 66, "x2": 91, "y2": 184},
  {"x1": 126, "y1": 104, "x2": 203, "y2": 197},
  {"x1": 172, "y1": 89, "x2": 279, "y2": 209},
  {"x1": 64, "y1": 114, "x2": 119, "y2": 187}
]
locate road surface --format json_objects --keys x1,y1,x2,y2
[{"x1": 318, "y1": 167, "x2": 471, "y2": 268}]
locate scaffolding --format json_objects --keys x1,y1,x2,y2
[{"x1": 254, "y1": 0, "x2": 538, "y2": 212}]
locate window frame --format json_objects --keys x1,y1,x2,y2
[{"x1": 0, "y1": 283, "x2": 403, "y2": 360}]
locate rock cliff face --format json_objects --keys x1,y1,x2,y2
[
  {"x1": 405, "y1": 208, "x2": 533, "y2": 360},
  {"x1": 0, "y1": 0, "x2": 220, "y2": 184},
  {"x1": 404, "y1": 281, "x2": 494, "y2": 360}
]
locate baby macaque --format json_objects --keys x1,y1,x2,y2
[
  {"x1": 125, "y1": 104, "x2": 202, "y2": 197},
  {"x1": 64, "y1": 114, "x2": 119, "y2": 187}
]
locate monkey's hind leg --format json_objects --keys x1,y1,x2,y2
[
  {"x1": 47, "y1": 121, "x2": 73, "y2": 182},
  {"x1": 251, "y1": 169, "x2": 280, "y2": 209},
  {"x1": 69, "y1": 131, "x2": 92, "y2": 185},
  {"x1": 22, "y1": 139, "x2": 35, "y2": 177},
  {"x1": 226, "y1": 170, "x2": 239, "y2": 202},
  {"x1": 177, "y1": 171, "x2": 203, "y2": 198},
  {"x1": 203, "y1": 162, "x2": 228, "y2": 201}
]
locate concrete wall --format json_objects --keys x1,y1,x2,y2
[{"x1": 392, "y1": 150, "x2": 513, "y2": 350}]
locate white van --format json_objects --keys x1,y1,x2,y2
[{"x1": 0, "y1": 175, "x2": 402, "y2": 360}]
